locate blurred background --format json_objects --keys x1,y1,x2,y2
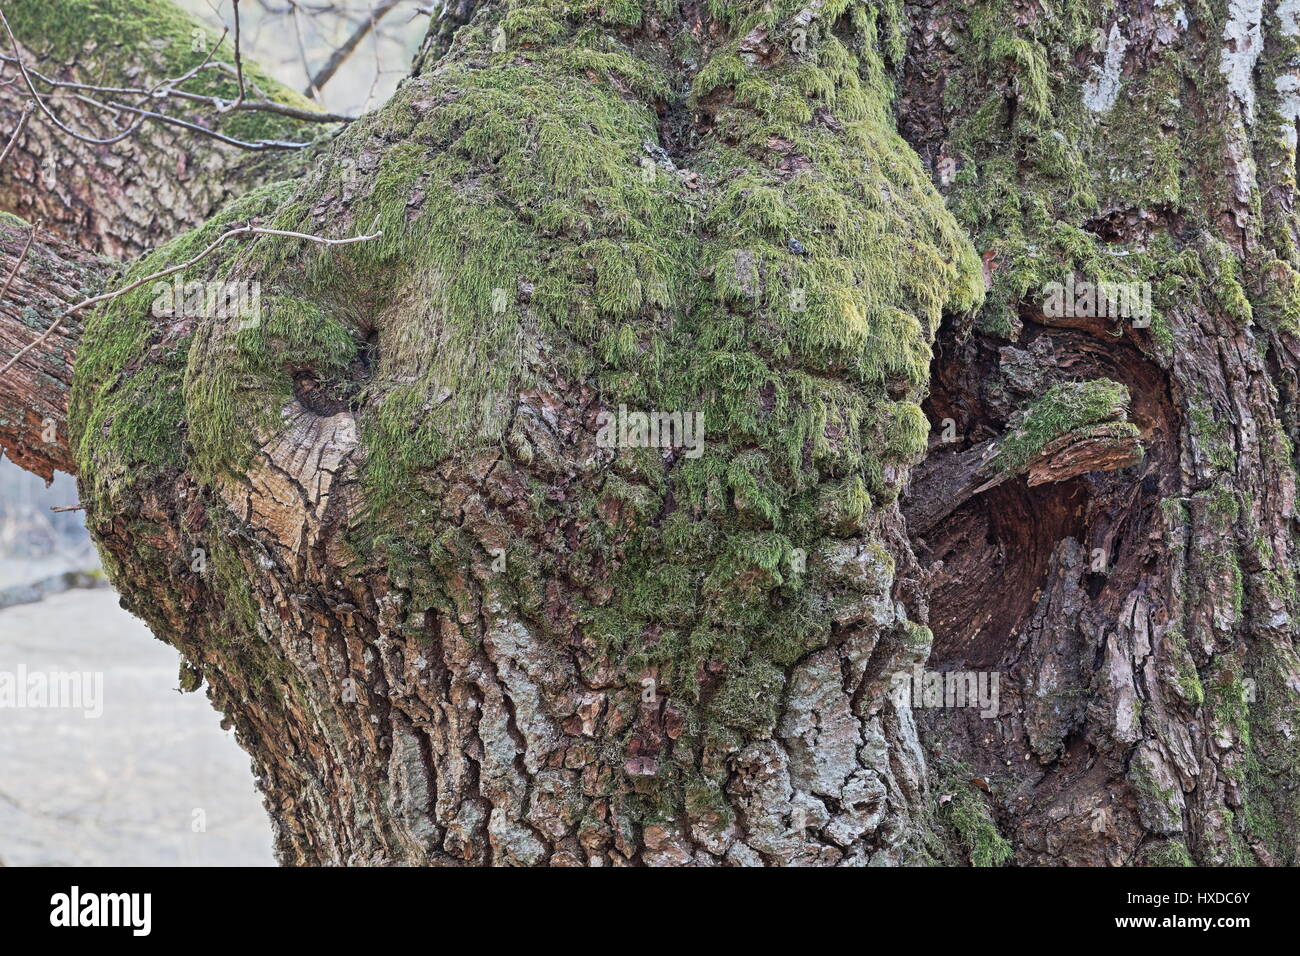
[
  {"x1": 0, "y1": 1, "x2": 428, "y2": 867},
  {"x1": 176, "y1": 0, "x2": 428, "y2": 117}
]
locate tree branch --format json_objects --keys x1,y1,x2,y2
[
  {"x1": 0, "y1": 0, "x2": 335, "y2": 256},
  {"x1": 0, "y1": 217, "x2": 114, "y2": 480},
  {"x1": 0, "y1": 215, "x2": 381, "y2": 481},
  {"x1": 308, "y1": 0, "x2": 402, "y2": 95}
]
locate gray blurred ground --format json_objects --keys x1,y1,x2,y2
[
  {"x1": 0, "y1": 457, "x2": 274, "y2": 866},
  {"x1": 0, "y1": 589, "x2": 274, "y2": 866},
  {"x1": 0, "y1": 0, "x2": 426, "y2": 868}
]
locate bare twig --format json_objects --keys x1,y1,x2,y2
[
  {"x1": 363, "y1": 0, "x2": 387, "y2": 112},
  {"x1": 0, "y1": 217, "x2": 38, "y2": 304},
  {"x1": 252, "y1": 0, "x2": 338, "y2": 13},
  {"x1": 0, "y1": 58, "x2": 355, "y2": 123},
  {"x1": 291, "y1": 2, "x2": 321, "y2": 101},
  {"x1": 219, "y1": 0, "x2": 247, "y2": 113},
  {"x1": 0, "y1": 223, "x2": 382, "y2": 378},
  {"x1": 0, "y1": 99, "x2": 30, "y2": 167},
  {"x1": 309, "y1": 0, "x2": 401, "y2": 96},
  {"x1": 85, "y1": 97, "x2": 318, "y2": 151}
]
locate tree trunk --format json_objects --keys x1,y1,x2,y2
[
  {"x1": 0, "y1": 218, "x2": 111, "y2": 479},
  {"x1": 1, "y1": 0, "x2": 1298, "y2": 866},
  {"x1": 897, "y1": 0, "x2": 1300, "y2": 866}
]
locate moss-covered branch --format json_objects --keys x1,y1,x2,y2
[{"x1": 0, "y1": 213, "x2": 113, "y2": 479}]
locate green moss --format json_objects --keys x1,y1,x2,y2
[
  {"x1": 1159, "y1": 495, "x2": 1189, "y2": 527},
  {"x1": 1189, "y1": 401, "x2": 1237, "y2": 473},
  {"x1": 177, "y1": 660, "x2": 203, "y2": 693},
  {"x1": 933, "y1": 764, "x2": 1013, "y2": 867},
  {"x1": 1210, "y1": 670, "x2": 1252, "y2": 748},
  {"x1": 1132, "y1": 757, "x2": 1183, "y2": 824},
  {"x1": 419, "y1": 5, "x2": 975, "y2": 748},
  {"x1": 1167, "y1": 629, "x2": 1205, "y2": 707},
  {"x1": 903, "y1": 621, "x2": 934, "y2": 651},
  {"x1": 816, "y1": 477, "x2": 872, "y2": 536},
  {"x1": 706, "y1": 658, "x2": 786, "y2": 736},
  {"x1": 993, "y1": 379, "x2": 1134, "y2": 474},
  {"x1": 1240, "y1": 645, "x2": 1300, "y2": 864},
  {"x1": 208, "y1": 531, "x2": 259, "y2": 636},
  {"x1": 1143, "y1": 840, "x2": 1195, "y2": 867}
]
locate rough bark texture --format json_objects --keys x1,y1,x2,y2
[
  {"x1": 898, "y1": 0, "x2": 1300, "y2": 865},
  {"x1": 1, "y1": 0, "x2": 1298, "y2": 867}
]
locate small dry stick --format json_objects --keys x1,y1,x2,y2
[
  {"x1": 0, "y1": 216, "x2": 37, "y2": 304},
  {"x1": 0, "y1": 98, "x2": 31, "y2": 167},
  {"x1": 0, "y1": 223, "x2": 382, "y2": 378},
  {"x1": 219, "y1": 0, "x2": 247, "y2": 114},
  {"x1": 292, "y1": 2, "x2": 321, "y2": 101}
]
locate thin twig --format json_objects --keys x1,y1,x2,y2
[
  {"x1": 84, "y1": 97, "x2": 317, "y2": 151},
  {"x1": 291, "y1": 2, "x2": 321, "y2": 101},
  {"x1": 164, "y1": 88, "x2": 355, "y2": 123},
  {"x1": 363, "y1": 0, "x2": 386, "y2": 112},
  {"x1": 219, "y1": 0, "x2": 247, "y2": 113},
  {"x1": 0, "y1": 217, "x2": 38, "y2": 305},
  {"x1": 0, "y1": 58, "x2": 355, "y2": 123},
  {"x1": 0, "y1": 99, "x2": 31, "y2": 167},
  {"x1": 0, "y1": 223, "x2": 382, "y2": 378}
]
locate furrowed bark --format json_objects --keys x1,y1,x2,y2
[{"x1": 898, "y1": 0, "x2": 1300, "y2": 865}]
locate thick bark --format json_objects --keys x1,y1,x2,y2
[
  {"x1": 2, "y1": 0, "x2": 1298, "y2": 867},
  {"x1": 897, "y1": 0, "x2": 1300, "y2": 865}
]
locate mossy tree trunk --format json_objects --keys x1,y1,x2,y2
[
  {"x1": 900, "y1": 0, "x2": 1300, "y2": 866},
  {"x1": 0, "y1": 0, "x2": 1297, "y2": 865}
]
